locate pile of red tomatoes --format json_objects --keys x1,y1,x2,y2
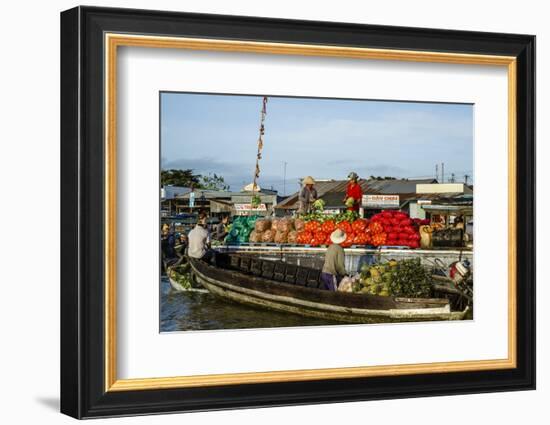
[{"x1": 294, "y1": 210, "x2": 425, "y2": 248}]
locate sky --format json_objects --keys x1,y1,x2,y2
[{"x1": 161, "y1": 92, "x2": 473, "y2": 195}]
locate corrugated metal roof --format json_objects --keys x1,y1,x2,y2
[
  {"x1": 366, "y1": 178, "x2": 437, "y2": 194},
  {"x1": 275, "y1": 180, "x2": 343, "y2": 209},
  {"x1": 320, "y1": 192, "x2": 346, "y2": 208},
  {"x1": 176, "y1": 189, "x2": 278, "y2": 200},
  {"x1": 276, "y1": 178, "x2": 438, "y2": 209},
  {"x1": 161, "y1": 186, "x2": 193, "y2": 200}
]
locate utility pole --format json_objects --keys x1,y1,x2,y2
[
  {"x1": 435, "y1": 164, "x2": 439, "y2": 181},
  {"x1": 464, "y1": 174, "x2": 470, "y2": 185},
  {"x1": 441, "y1": 162, "x2": 445, "y2": 183},
  {"x1": 283, "y1": 161, "x2": 287, "y2": 196}
]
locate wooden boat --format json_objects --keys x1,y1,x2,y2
[
  {"x1": 189, "y1": 253, "x2": 469, "y2": 323},
  {"x1": 163, "y1": 258, "x2": 208, "y2": 293}
]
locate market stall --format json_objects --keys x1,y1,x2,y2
[{"x1": 421, "y1": 204, "x2": 474, "y2": 248}]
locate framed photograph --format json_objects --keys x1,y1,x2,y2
[{"x1": 60, "y1": 6, "x2": 535, "y2": 419}]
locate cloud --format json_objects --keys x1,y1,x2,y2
[
  {"x1": 161, "y1": 95, "x2": 473, "y2": 190},
  {"x1": 162, "y1": 157, "x2": 250, "y2": 175}
]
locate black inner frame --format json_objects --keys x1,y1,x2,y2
[{"x1": 60, "y1": 6, "x2": 535, "y2": 419}]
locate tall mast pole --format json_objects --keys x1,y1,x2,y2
[{"x1": 251, "y1": 96, "x2": 268, "y2": 211}]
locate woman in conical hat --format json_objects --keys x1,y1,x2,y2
[{"x1": 297, "y1": 176, "x2": 317, "y2": 215}]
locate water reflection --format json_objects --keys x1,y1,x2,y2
[{"x1": 160, "y1": 277, "x2": 341, "y2": 332}]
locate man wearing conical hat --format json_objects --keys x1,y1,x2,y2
[
  {"x1": 320, "y1": 229, "x2": 348, "y2": 291},
  {"x1": 297, "y1": 176, "x2": 318, "y2": 215}
]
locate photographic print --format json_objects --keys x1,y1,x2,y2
[{"x1": 160, "y1": 92, "x2": 474, "y2": 332}]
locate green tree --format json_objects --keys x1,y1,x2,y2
[
  {"x1": 200, "y1": 173, "x2": 230, "y2": 191},
  {"x1": 161, "y1": 169, "x2": 201, "y2": 187}
]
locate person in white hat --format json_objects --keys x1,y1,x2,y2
[
  {"x1": 320, "y1": 229, "x2": 348, "y2": 291},
  {"x1": 297, "y1": 176, "x2": 318, "y2": 215}
]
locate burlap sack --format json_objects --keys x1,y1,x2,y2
[
  {"x1": 287, "y1": 230, "x2": 298, "y2": 244},
  {"x1": 254, "y1": 219, "x2": 271, "y2": 232},
  {"x1": 261, "y1": 229, "x2": 275, "y2": 242},
  {"x1": 274, "y1": 230, "x2": 289, "y2": 244},
  {"x1": 294, "y1": 218, "x2": 305, "y2": 231},
  {"x1": 278, "y1": 218, "x2": 294, "y2": 232},
  {"x1": 419, "y1": 225, "x2": 433, "y2": 249},
  {"x1": 248, "y1": 230, "x2": 261, "y2": 243}
]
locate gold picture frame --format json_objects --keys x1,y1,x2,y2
[{"x1": 61, "y1": 6, "x2": 534, "y2": 418}]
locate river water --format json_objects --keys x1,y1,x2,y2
[{"x1": 160, "y1": 277, "x2": 342, "y2": 332}]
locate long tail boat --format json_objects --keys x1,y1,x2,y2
[{"x1": 188, "y1": 253, "x2": 469, "y2": 323}]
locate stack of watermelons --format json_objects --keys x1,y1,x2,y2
[{"x1": 224, "y1": 216, "x2": 259, "y2": 244}]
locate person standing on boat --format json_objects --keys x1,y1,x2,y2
[
  {"x1": 344, "y1": 172, "x2": 363, "y2": 212},
  {"x1": 321, "y1": 229, "x2": 348, "y2": 291},
  {"x1": 187, "y1": 216, "x2": 214, "y2": 263},
  {"x1": 297, "y1": 176, "x2": 318, "y2": 215}
]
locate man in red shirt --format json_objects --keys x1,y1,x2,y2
[{"x1": 344, "y1": 172, "x2": 363, "y2": 212}]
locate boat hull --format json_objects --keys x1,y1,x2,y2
[
  {"x1": 165, "y1": 259, "x2": 208, "y2": 293},
  {"x1": 190, "y1": 258, "x2": 468, "y2": 323}
]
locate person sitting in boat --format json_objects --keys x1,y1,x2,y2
[
  {"x1": 175, "y1": 232, "x2": 188, "y2": 256},
  {"x1": 321, "y1": 229, "x2": 348, "y2": 291},
  {"x1": 161, "y1": 223, "x2": 178, "y2": 261},
  {"x1": 213, "y1": 215, "x2": 229, "y2": 242},
  {"x1": 187, "y1": 216, "x2": 214, "y2": 263},
  {"x1": 297, "y1": 176, "x2": 318, "y2": 215},
  {"x1": 343, "y1": 171, "x2": 363, "y2": 212}
]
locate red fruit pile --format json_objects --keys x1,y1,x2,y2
[
  {"x1": 295, "y1": 218, "x2": 372, "y2": 247},
  {"x1": 370, "y1": 210, "x2": 421, "y2": 248},
  {"x1": 292, "y1": 212, "x2": 422, "y2": 249}
]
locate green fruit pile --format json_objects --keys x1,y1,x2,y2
[
  {"x1": 224, "y1": 216, "x2": 259, "y2": 244},
  {"x1": 356, "y1": 258, "x2": 431, "y2": 298},
  {"x1": 356, "y1": 262, "x2": 395, "y2": 296}
]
